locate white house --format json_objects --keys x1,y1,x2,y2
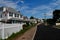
[
  {"x1": 30, "y1": 19, "x2": 37, "y2": 23},
  {"x1": 0, "y1": 6, "x2": 25, "y2": 39},
  {"x1": 29, "y1": 18, "x2": 43, "y2": 24},
  {"x1": 0, "y1": 6, "x2": 24, "y2": 23}
]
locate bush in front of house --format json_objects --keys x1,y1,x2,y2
[{"x1": 23, "y1": 22, "x2": 33, "y2": 29}]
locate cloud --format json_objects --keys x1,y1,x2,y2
[
  {"x1": 0, "y1": 0, "x2": 17, "y2": 9},
  {"x1": 20, "y1": 0, "x2": 24, "y2": 3},
  {"x1": 0, "y1": 0, "x2": 24, "y2": 10},
  {"x1": 16, "y1": 0, "x2": 24, "y2": 4},
  {"x1": 21, "y1": 0, "x2": 60, "y2": 17},
  {"x1": 21, "y1": 5, "x2": 53, "y2": 16},
  {"x1": 49, "y1": 0, "x2": 60, "y2": 9},
  {"x1": 0, "y1": 0, "x2": 60, "y2": 18}
]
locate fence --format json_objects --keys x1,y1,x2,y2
[{"x1": 0, "y1": 23, "x2": 23, "y2": 39}]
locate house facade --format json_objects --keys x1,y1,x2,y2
[
  {"x1": 0, "y1": 6, "x2": 25, "y2": 39},
  {"x1": 29, "y1": 18, "x2": 43, "y2": 24},
  {"x1": 0, "y1": 6, "x2": 24, "y2": 23}
]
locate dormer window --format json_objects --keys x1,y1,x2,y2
[
  {"x1": 20, "y1": 15, "x2": 22, "y2": 18},
  {"x1": 15, "y1": 14, "x2": 19, "y2": 17},
  {"x1": 9, "y1": 12, "x2": 13, "y2": 17}
]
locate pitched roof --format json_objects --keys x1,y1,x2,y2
[{"x1": 0, "y1": 6, "x2": 22, "y2": 15}]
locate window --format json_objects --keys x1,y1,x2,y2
[
  {"x1": 0, "y1": 7, "x2": 3, "y2": 11},
  {"x1": 20, "y1": 15, "x2": 22, "y2": 18},
  {"x1": 15, "y1": 14, "x2": 19, "y2": 17},
  {"x1": 17, "y1": 14, "x2": 19, "y2": 17},
  {"x1": 9, "y1": 12, "x2": 13, "y2": 17},
  {"x1": 0, "y1": 14, "x2": 2, "y2": 18}
]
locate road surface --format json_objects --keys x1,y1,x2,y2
[{"x1": 34, "y1": 24, "x2": 60, "y2": 40}]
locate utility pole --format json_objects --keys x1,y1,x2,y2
[
  {"x1": 44, "y1": 13, "x2": 48, "y2": 25},
  {"x1": 44, "y1": 13, "x2": 46, "y2": 23}
]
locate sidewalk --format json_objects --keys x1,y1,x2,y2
[{"x1": 13, "y1": 24, "x2": 37, "y2": 40}]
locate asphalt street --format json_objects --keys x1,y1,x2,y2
[{"x1": 34, "y1": 24, "x2": 60, "y2": 40}]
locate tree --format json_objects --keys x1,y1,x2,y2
[
  {"x1": 53, "y1": 10, "x2": 60, "y2": 23},
  {"x1": 53, "y1": 10, "x2": 60, "y2": 19},
  {"x1": 30, "y1": 16, "x2": 35, "y2": 19}
]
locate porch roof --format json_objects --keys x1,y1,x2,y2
[{"x1": 1, "y1": 18, "x2": 30, "y2": 22}]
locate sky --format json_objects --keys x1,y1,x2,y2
[{"x1": 0, "y1": 0, "x2": 60, "y2": 19}]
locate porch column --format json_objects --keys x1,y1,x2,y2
[{"x1": 2, "y1": 23, "x2": 4, "y2": 39}]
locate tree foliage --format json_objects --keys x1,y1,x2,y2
[{"x1": 30, "y1": 16, "x2": 35, "y2": 19}]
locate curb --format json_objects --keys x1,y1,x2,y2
[{"x1": 32, "y1": 23, "x2": 41, "y2": 40}]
